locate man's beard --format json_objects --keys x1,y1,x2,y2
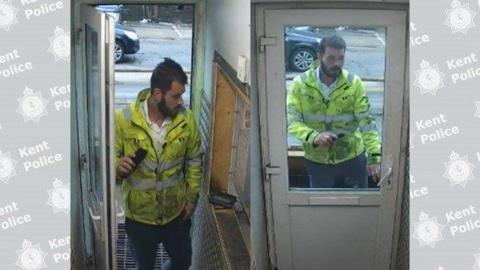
[
  {"x1": 320, "y1": 61, "x2": 341, "y2": 79},
  {"x1": 157, "y1": 98, "x2": 180, "y2": 118}
]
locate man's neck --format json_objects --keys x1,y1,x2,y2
[
  {"x1": 147, "y1": 97, "x2": 165, "y2": 125},
  {"x1": 320, "y1": 74, "x2": 335, "y2": 86},
  {"x1": 318, "y1": 67, "x2": 336, "y2": 87}
]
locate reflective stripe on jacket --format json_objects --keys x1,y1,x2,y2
[
  {"x1": 115, "y1": 89, "x2": 202, "y2": 225},
  {"x1": 287, "y1": 63, "x2": 381, "y2": 165}
]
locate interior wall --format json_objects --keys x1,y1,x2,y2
[{"x1": 204, "y1": 0, "x2": 251, "y2": 102}]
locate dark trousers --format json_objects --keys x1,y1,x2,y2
[
  {"x1": 125, "y1": 216, "x2": 192, "y2": 270},
  {"x1": 307, "y1": 153, "x2": 368, "y2": 188}
]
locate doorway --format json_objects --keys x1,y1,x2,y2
[{"x1": 255, "y1": 3, "x2": 408, "y2": 270}]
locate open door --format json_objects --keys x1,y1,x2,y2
[
  {"x1": 258, "y1": 7, "x2": 407, "y2": 270},
  {"x1": 78, "y1": 5, "x2": 117, "y2": 270}
]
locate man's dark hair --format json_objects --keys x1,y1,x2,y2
[
  {"x1": 150, "y1": 58, "x2": 188, "y2": 92},
  {"x1": 318, "y1": 35, "x2": 347, "y2": 55}
]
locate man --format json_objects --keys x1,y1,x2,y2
[
  {"x1": 287, "y1": 35, "x2": 381, "y2": 188},
  {"x1": 115, "y1": 58, "x2": 202, "y2": 270}
]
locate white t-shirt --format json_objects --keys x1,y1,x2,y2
[
  {"x1": 141, "y1": 100, "x2": 171, "y2": 157},
  {"x1": 315, "y1": 66, "x2": 338, "y2": 100}
]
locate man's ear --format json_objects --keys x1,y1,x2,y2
[{"x1": 152, "y1": 88, "x2": 162, "y2": 98}]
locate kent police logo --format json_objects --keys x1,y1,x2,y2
[
  {"x1": 15, "y1": 240, "x2": 47, "y2": 270},
  {"x1": 413, "y1": 212, "x2": 445, "y2": 248},
  {"x1": 46, "y1": 179, "x2": 70, "y2": 214},
  {"x1": 444, "y1": 0, "x2": 477, "y2": 34},
  {"x1": 473, "y1": 250, "x2": 480, "y2": 270},
  {"x1": 0, "y1": 0, "x2": 18, "y2": 32},
  {"x1": 443, "y1": 151, "x2": 475, "y2": 187},
  {"x1": 414, "y1": 60, "x2": 446, "y2": 96},
  {"x1": 16, "y1": 87, "x2": 49, "y2": 123},
  {"x1": 474, "y1": 101, "x2": 480, "y2": 118},
  {"x1": 47, "y1": 26, "x2": 70, "y2": 62},
  {"x1": 0, "y1": 150, "x2": 17, "y2": 184}
]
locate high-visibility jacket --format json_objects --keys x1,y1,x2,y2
[
  {"x1": 115, "y1": 89, "x2": 202, "y2": 225},
  {"x1": 287, "y1": 63, "x2": 381, "y2": 165}
]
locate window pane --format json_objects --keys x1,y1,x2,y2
[
  {"x1": 85, "y1": 25, "x2": 103, "y2": 197},
  {"x1": 285, "y1": 26, "x2": 385, "y2": 191}
]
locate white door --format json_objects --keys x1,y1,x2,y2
[
  {"x1": 260, "y1": 8, "x2": 407, "y2": 270},
  {"x1": 79, "y1": 5, "x2": 117, "y2": 270}
]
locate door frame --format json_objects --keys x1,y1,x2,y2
[
  {"x1": 71, "y1": 0, "x2": 207, "y2": 268},
  {"x1": 74, "y1": 0, "x2": 206, "y2": 118},
  {"x1": 253, "y1": 2, "x2": 409, "y2": 268}
]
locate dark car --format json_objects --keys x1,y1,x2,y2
[
  {"x1": 285, "y1": 27, "x2": 321, "y2": 72},
  {"x1": 96, "y1": 5, "x2": 125, "y2": 22},
  {"x1": 115, "y1": 23, "x2": 140, "y2": 63}
]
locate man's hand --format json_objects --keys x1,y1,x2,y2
[
  {"x1": 313, "y1": 132, "x2": 338, "y2": 147},
  {"x1": 116, "y1": 155, "x2": 136, "y2": 179},
  {"x1": 182, "y1": 202, "x2": 195, "y2": 221},
  {"x1": 367, "y1": 163, "x2": 381, "y2": 183}
]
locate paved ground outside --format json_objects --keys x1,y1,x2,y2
[{"x1": 114, "y1": 21, "x2": 193, "y2": 108}]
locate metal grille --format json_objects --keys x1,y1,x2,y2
[
  {"x1": 192, "y1": 195, "x2": 229, "y2": 270},
  {"x1": 395, "y1": 161, "x2": 409, "y2": 270},
  {"x1": 116, "y1": 223, "x2": 170, "y2": 270},
  {"x1": 191, "y1": 89, "x2": 230, "y2": 270}
]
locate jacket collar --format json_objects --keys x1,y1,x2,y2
[
  {"x1": 303, "y1": 61, "x2": 352, "y2": 92},
  {"x1": 131, "y1": 88, "x2": 187, "y2": 131}
]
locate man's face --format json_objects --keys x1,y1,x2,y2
[
  {"x1": 152, "y1": 80, "x2": 185, "y2": 117},
  {"x1": 319, "y1": 46, "x2": 345, "y2": 79}
]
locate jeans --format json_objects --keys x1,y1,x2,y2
[
  {"x1": 307, "y1": 153, "x2": 368, "y2": 188},
  {"x1": 125, "y1": 216, "x2": 192, "y2": 270}
]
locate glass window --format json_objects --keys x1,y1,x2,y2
[
  {"x1": 85, "y1": 25, "x2": 103, "y2": 196},
  {"x1": 285, "y1": 26, "x2": 385, "y2": 191}
]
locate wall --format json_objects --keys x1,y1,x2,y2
[{"x1": 204, "y1": 0, "x2": 251, "y2": 101}]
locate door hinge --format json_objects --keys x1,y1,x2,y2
[
  {"x1": 75, "y1": 28, "x2": 82, "y2": 45},
  {"x1": 259, "y1": 36, "x2": 277, "y2": 53},
  {"x1": 265, "y1": 165, "x2": 281, "y2": 180}
]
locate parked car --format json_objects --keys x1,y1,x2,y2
[
  {"x1": 114, "y1": 23, "x2": 140, "y2": 63},
  {"x1": 96, "y1": 5, "x2": 125, "y2": 22},
  {"x1": 285, "y1": 27, "x2": 321, "y2": 72}
]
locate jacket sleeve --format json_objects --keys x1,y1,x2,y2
[
  {"x1": 287, "y1": 77, "x2": 319, "y2": 146},
  {"x1": 352, "y1": 77, "x2": 381, "y2": 164},
  {"x1": 185, "y1": 113, "x2": 203, "y2": 204},
  {"x1": 114, "y1": 109, "x2": 125, "y2": 178}
]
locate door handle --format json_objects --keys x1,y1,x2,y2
[
  {"x1": 377, "y1": 166, "x2": 393, "y2": 187},
  {"x1": 117, "y1": 205, "x2": 125, "y2": 218},
  {"x1": 88, "y1": 206, "x2": 101, "y2": 221}
]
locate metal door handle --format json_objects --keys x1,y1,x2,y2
[
  {"x1": 377, "y1": 167, "x2": 393, "y2": 187},
  {"x1": 88, "y1": 206, "x2": 101, "y2": 221},
  {"x1": 117, "y1": 205, "x2": 125, "y2": 218}
]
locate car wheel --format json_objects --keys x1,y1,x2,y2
[
  {"x1": 290, "y1": 47, "x2": 316, "y2": 72},
  {"x1": 114, "y1": 41, "x2": 125, "y2": 63}
]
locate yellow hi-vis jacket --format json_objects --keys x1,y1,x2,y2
[
  {"x1": 115, "y1": 89, "x2": 202, "y2": 225},
  {"x1": 287, "y1": 63, "x2": 381, "y2": 165}
]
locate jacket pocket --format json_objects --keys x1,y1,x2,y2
[
  {"x1": 124, "y1": 129, "x2": 150, "y2": 155},
  {"x1": 128, "y1": 189, "x2": 158, "y2": 217}
]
